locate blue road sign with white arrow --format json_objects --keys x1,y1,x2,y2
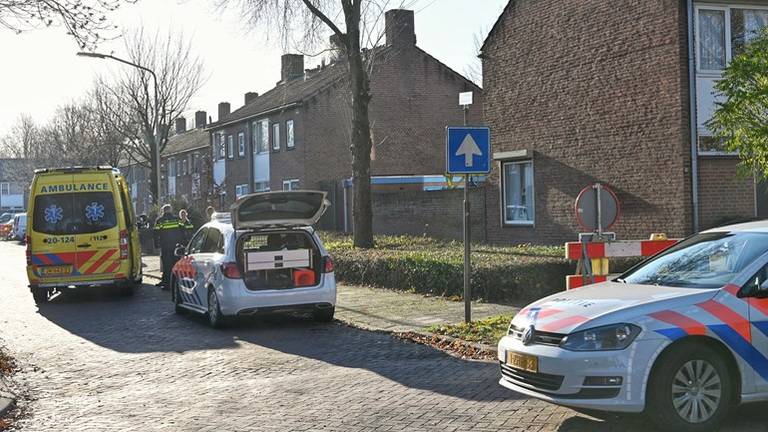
[{"x1": 446, "y1": 127, "x2": 491, "y2": 174}]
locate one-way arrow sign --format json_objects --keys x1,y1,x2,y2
[
  {"x1": 456, "y1": 134, "x2": 482, "y2": 167},
  {"x1": 446, "y1": 127, "x2": 490, "y2": 174}
]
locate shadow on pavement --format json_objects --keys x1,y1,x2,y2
[{"x1": 35, "y1": 283, "x2": 524, "y2": 402}]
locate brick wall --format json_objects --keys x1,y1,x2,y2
[
  {"x1": 372, "y1": 187, "x2": 486, "y2": 241},
  {"x1": 482, "y1": 0, "x2": 693, "y2": 245},
  {"x1": 698, "y1": 157, "x2": 754, "y2": 229}
]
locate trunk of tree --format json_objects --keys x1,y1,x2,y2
[
  {"x1": 148, "y1": 135, "x2": 160, "y2": 205},
  {"x1": 346, "y1": 13, "x2": 374, "y2": 249}
]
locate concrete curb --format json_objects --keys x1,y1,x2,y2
[{"x1": 0, "y1": 377, "x2": 16, "y2": 418}]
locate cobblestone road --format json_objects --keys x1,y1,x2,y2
[{"x1": 1, "y1": 242, "x2": 766, "y2": 431}]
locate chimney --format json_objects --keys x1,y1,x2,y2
[
  {"x1": 244, "y1": 92, "x2": 259, "y2": 105},
  {"x1": 385, "y1": 9, "x2": 416, "y2": 47},
  {"x1": 195, "y1": 111, "x2": 207, "y2": 129},
  {"x1": 175, "y1": 117, "x2": 186, "y2": 134},
  {"x1": 281, "y1": 54, "x2": 304, "y2": 82},
  {"x1": 218, "y1": 102, "x2": 230, "y2": 121}
]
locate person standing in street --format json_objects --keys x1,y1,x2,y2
[
  {"x1": 153, "y1": 204, "x2": 186, "y2": 290},
  {"x1": 179, "y1": 209, "x2": 194, "y2": 243},
  {"x1": 206, "y1": 205, "x2": 215, "y2": 221}
]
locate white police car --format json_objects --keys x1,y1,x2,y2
[
  {"x1": 170, "y1": 191, "x2": 336, "y2": 328},
  {"x1": 499, "y1": 221, "x2": 768, "y2": 431}
]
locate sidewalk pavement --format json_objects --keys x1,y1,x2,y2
[{"x1": 141, "y1": 255, "x2": 519, "y2": 334}]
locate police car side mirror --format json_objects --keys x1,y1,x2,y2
[{"x1": 174, "y1": 245, "x2": 187, "y2": 257}]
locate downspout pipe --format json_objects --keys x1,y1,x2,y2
[{"x1": 687, "y1": 0, "x2": 700, "y2": 233}]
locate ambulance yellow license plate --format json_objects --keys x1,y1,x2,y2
[
  {"x1": 506, "y1": 351, "x2": 538, "y2": 373},
  {"x1": 40, "y1": 265, "x2": 72, "y2": 276}
]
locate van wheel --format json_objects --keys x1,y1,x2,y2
[
  {"x1": 207, "y1": 289, "x2": 226, "y2": 329},
  {"x1": 32, "y1": 288, "x2": 49, "y2": 305},
  {"x1": 647, "y1": 343, "x2": 733, "y2": 432},
  {"x1": 313, "y1": 306, "x2": 335, "y2": 323}
]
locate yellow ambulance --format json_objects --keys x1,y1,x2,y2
[{"x1": 26, "y1": 166, "x2": 142, "y2": 303}]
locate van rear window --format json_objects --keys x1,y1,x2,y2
[{"x1": 33, "y1": 192, "x2": 117, "y2": 235}]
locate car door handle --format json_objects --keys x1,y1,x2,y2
[{"x1": 77, "y1": 243, "x2": 92, "y2": 248}]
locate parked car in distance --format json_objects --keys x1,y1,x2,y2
[
  {"x1": 11, "y1": 213, "x2": 26, "y2": 241},
  {"x1": 498, "y1": 220, "x2": 768, "y2": 432},
  {"x1": 171, "y1": 191, "x2": 336, "y2": 328}
]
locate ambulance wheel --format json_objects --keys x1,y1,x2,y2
[
  {"x1": 207, "y1": 288, "x2": 226, "y2": 329},
  {"x1": 647, "y1": 343, "x2": 734, "y2": 432},
  {"x1": 32, "y1": 288, "x2": 49, "y2": 305},
  {"x1": 172, "y1": 278, "x2": 187, "y2": 315}
]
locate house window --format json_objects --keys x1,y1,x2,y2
[
  {"x1": 0, "y1": 183, "x2": 8, "y2": 195},
  {"x1": 272, "y1": 123, "x2": 280, "y2": 151},
  {"x1": 502, "y1": 160, "x2": 534, "y2": 225},
  {"x1": 238, "y1": 132, "x2": 245, "y2": 157},
  {"x1": 286, "y1": 120, "x2": 295, "y2": 149},
  {"x1": 235, "y1": 184, "x2": 249, "y2": 199},
  {"x1": 227, "y1": 135, "x2": 234, "y2": 159},
  {"x1": 218, "y1": 133, "x2": 226, "y2": 159},
  {"x1": 192, "y1": 152, "x2": 200, "y2": 171},
  {"x1": 282, "y1": 179, "x2": 300, "y2": 191},
  {"x1": 698, "y1": 8, "x2": 727, "y2": 71},
  {"x1": 168, "y1": 157, "x2": 176, "y2": 177},
  {"x1": 252, "y1": 120, "x2": 269, "y2": 154},
  {"x1": 254, "y1": 181, "x2": 270, "y2": 192},
  {"x1": 696, "y1": 6, "x2": 768, "y2": 73}
]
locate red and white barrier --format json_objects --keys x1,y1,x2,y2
[{"x1": 565, "y1": 239, "x2": 678, "y2": 260}]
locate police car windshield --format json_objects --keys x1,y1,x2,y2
[
  {"x1": 620, "y1": 231, "x2": 768, "y2": 289},
  {"x1": 33, "y1": 192, "x2": 117, "y2": 235}
]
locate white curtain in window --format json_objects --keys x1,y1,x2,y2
[
  {"x1": 504, "y1": 162, "x2": 534, "y2": 223},
  {"x1": 699, "y1": 9, "x2": 726, "y2": 70},
  {"x1": 744, "y1": 9, "x2": 768, "y2": 42}
]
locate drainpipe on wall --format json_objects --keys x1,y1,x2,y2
[{"x1": 687, "y1": 0, "x2": 700, "y2": 233}]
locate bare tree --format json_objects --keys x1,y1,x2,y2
[
  {"x1": 0, "y1": 0, "x2": 139, "y2": 48},
  {"x1": 219, "y1": 0, "x2": 419, "y2": 248},
  {"x1": 0, "y1": 114, "x2": 38, "y2": 158},
  {"x1": 463, "y1": 26, "x2": 486, "y2": 86},
  {"x1": 96, "y1": 27, "x2": 205, "y2": 204}
]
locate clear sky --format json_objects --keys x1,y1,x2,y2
[{"x1": 0, "y1": 0, "x2": 506, "y2": 137}]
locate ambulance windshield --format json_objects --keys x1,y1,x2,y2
[
  {"x1": 33, "y1": 192, "x2": 117, "y2": 235},
  {"x1": 620, "y1": 231, "x2": 768, "y2": 289}
]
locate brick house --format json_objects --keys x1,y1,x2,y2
[
  {"x1": 481, "y1": 0, "x2": 768, "y2": 245},
  {"x1": 121, "y1": 111, "x2": 211, "y2": 215},
  {"x1": 207, "y1": 9, "x2": 483, "y2": 220}
]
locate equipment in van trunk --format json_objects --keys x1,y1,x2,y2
[{"x1": 239, "y1": 231, "x2": 319, "y2": 290}]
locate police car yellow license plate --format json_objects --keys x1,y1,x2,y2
[
  {"x1": 506, "y1": 351, "x2": 538, "y2": 373},
  {"x1": 40, "y1": 265, "x2": 72, "y2": 276}
]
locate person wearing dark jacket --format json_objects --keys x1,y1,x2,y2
[
  {"x1": 178, "y1": 209, "x2": 194, "y2": 243},
  {"x1": 153, "y1": 204, "x2": 186, "y2": 290}
]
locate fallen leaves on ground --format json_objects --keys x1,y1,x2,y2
[{"x1": 396, "y1": 331, "x2": 496, "y2": 361}]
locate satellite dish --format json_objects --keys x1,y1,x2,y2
[{"x1": 575, "y1": 184, "x2": 620, "y2": 232}]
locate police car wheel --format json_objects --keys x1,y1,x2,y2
[
  {"x1": 648, "y1": 343, "x2": 733, "y2": 432},
  {"x1": 313, "y1": 306, "x2": 335, "y2": 323},
  {"x1": 207, "y1": 289, "x2": 225, "y2": 329},
  {"x1": 172, "y1": 279, "x2": 187, "y2": 315}
]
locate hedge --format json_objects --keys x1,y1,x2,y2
[{"x1": 319, "y1": 233, "x2": 643, "y2": 303}]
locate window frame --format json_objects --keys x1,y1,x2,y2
[
  {"x1": 286, "y1": 120, "x2": 295, "y2": 149},
  {"x1": 500, "y1": 159, "x2": 535, "y2": 227},
  {"x1": 272, "y1": 122, "x2": 281, "y2": 151},
  {"x1": 218, "y1": 133, "x2": 226, "y2": 159},
  {"x1": 227, "y1": 135, "x2": 234, "y2": 159},
  {"x1": 238, "y1": 132, "x2": 245, "y2": 157},
  {"x1": 282, "y1": 179, "x2": 300, "y2": 191},
  {"x1": 0, "y1": 182, "x2": 9, "y2": 195},
  {"x1": 695, "y1": 5, "x2": 731, "y2": 76},
  {"x1": 168, "y1": 157, "x2": 176, "y2": 177}
]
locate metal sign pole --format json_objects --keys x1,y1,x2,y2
[
  {"x1": 463, "y1": 104, "x2": 471, "y2": 323},
  {"x1": 464, "y1": 172, "x2": 471, "y2": 323}
]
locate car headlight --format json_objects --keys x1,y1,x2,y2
[{"x1": 560, "y1": 323, "x2": 641, "y2": 351}]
